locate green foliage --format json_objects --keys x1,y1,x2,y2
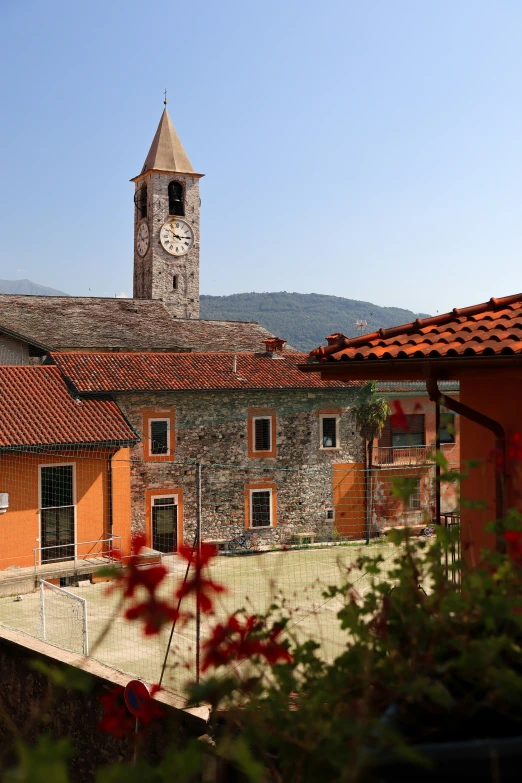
[
  {"x1": 353, "y1": 381, "x2": 390, "y2": 443},
  {"x1": 4, "y1": 736, "x2": 72, "y2": 783},
  {"x1": 200, "y1": 292, "x2": 429, "y2": 352}
]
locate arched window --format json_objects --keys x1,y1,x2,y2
[
  {"x1": 168, "y1": 181, "x2": 185, "y2": 216},
  {"x1": 135, "y1": 185, "x2": 148, "y2": 219}
]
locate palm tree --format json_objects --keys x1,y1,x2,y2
[{"x1": 354, "y1": 381, "x2": 390, "y2": 542}]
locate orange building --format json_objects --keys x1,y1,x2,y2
[
  {"x1": 302, "y1": 293, "x2": 522, "y2": 562},
  {"x1": 0, "y1": 366, "x2": 137, "y2": 591}
]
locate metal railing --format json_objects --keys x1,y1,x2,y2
[
  {"x1": 374, "y1": 443, "x2": 454, "y2": 466},
  {"x1": 439, "y1": 512, "x2": 461, "y2": 585},
  {"x1": 33, "y1": 536, "x2": 122, "y2": 578}
]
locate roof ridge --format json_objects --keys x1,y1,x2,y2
[{"x1": 310, "y1": 293, "x2": 522, "y2": 358}]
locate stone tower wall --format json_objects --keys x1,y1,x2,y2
[{"x1": 133, "y1": 172, "x2": 200, "y2": 318}]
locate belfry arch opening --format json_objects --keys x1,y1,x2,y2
[{"x1": 168, "y1": 181, "x2": 185, "y2": 216}]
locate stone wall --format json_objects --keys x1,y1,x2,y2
[
  {"x1": 0, "y1": 334, "x2": 30, "y2": 365},
  {"x1": 116, "y1": 387, "x2": 362, "y2": 545},
  {"x1": 133, "y1": 171, "x2": 200, "y2": 319}
]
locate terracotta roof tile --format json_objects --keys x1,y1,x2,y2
[
  {"x1": 309, "y1": 294, "x2": 522, "y2": 364},
  {"x1": 0, "y1": 366, "x2": 137, "y2": 449},
  {"x1": 50, "y1": 351, "x2": 362, "y2": 394}
]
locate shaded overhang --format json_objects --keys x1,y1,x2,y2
[{"x1": 298, "y1": 353, "x2": 522, "y2": 382}]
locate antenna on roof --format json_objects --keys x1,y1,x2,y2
[{"x1": 355, "y1": 319, "x2": 368, "y2": 336}]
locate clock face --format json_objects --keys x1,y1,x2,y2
[
  {"x1": 136, "y1": 221, "x2": 149, "y2": 257},
  {"x1": 160, "y1": 219, "x2": 194, "y2": 256}
]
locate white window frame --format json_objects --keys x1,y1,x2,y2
[
  {"x1": 38, "y1": 462, "x2": 77, "y2": 566},
  {"x1": 319, "y1": 414, "x2": 340, "y2": 450},
  {"x1": 150, "y1": 493, "x2": 181, "y2": 548},
  {"x1": 252, "y1": 416, "x2": 273, "y2": 453},
  {"x1": 148, "y1": 417, "x2": 171, "y2": 457},
  {"x1": 249, "y1": 488, "x2": 274, "y2": 528}
]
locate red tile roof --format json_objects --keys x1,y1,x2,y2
[
  {"x1": 50, "y1": 352, "x2": 362, "y2": 394},
  {"x1": 0, "y1": 366, "x2": 137, "y2": 449},
  {"x1": 309, "y1": 294, "x2": 522, "y2": 363}
]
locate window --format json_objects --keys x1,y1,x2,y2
[
  {"x1": 251, "y1": 490, "x2": 272, "y2": 527},
  {"x1": 326, "y1": 508, "x2": 335, "y2": 521},
  {"x1": 150, "y1": 419, "x2": 169, "y2": 455},
  {"x1": 143, "y1": 410, "x2": 175, "y2": 461},
  {"x1": 320, "y1": 416, "x2": 339, "y2": 449},
  {"x1": 253, "y1": 417, "x2": 271, "y2": 452},
  {"x1": 380, "y1": 413, "x2": 425, "y2": 448},
  {"x1": 248, "y1": 409, "x2": 276, "y2": 458},
  {"x1": 439, "y1": 412, "x2": 456, "y2": 444},
  {"x1": 151, "y1": 496, "x2": 178, "y2": 553},
  {"x1": 168, "y1": 181, "x2": 185, "y2": 216},
  {"x1": 135, "y1": 185, "x2": 147, "y2": 219},
  {"x1": 407, "y1": 477, "x2": 422, "y2": 510},
  {"x1": 40, "y1": 465, "x2": 75, "y2": 563},
  {"x1": 172, "y1": 275, "x2": 178, "y2": 291}
]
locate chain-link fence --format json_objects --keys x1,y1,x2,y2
[{"x1": 0, "y1": 447, "x2": 459, "y2": 698}]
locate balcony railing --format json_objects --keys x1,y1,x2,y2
[{"x1": 374, "y1": 443, "x2": 454, "y2": 466}]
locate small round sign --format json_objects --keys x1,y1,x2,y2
[{"x1": 124, "y1": 679, "x2": 151, "y2": 718}]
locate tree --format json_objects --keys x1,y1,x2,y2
[{"x1": 353, "y1": 381, "x2": 390, "y2": 541}]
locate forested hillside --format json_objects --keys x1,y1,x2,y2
[{"x1": 200, "y1": 292, "x2": 429, "y2": 352}]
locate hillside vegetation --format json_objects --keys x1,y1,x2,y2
[{"x1": 200, "y1": 292, "x2": 429, "y2": 352}]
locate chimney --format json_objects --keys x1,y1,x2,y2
[
  {"x1": 262, "y1": 337, "x2": 286, "y2": 356},
  {"x1": 326, "y1": 333, "x2": 345, "y2": 346}
]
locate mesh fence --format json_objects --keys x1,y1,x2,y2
[{"x1": 0, "y1": 446, "x2": 459, "y2": 698}]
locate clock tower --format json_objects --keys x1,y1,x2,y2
[{"x1": 132, "y1": 105, "x2": 203, "y2": 318}]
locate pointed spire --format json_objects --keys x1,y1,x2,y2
[{"x1": 140, "y1": 108, "x2": 196, "y2": 175}]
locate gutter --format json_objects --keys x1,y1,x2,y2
[{"x1": 425, "y1": 377, "x2": 506, "y2": 551}]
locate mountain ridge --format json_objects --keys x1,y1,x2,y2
[
  {"x1": 0, "y1": 281, "x2": 429, "y2": 352},
  {"x1": 200, "y1": 292, "x2": 430, "y2": 351},
  {"x1": 0, "y1": 279, "x2": 69, "y2": 296}
]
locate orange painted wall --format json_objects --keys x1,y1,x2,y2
[
  {"x1": 0, "y1": 449, "x2": 126, "y2": 570},
  {"x1": 332, "y1": 463, "x2": 365, "y2": 539},
  {"x1": 371, "y1": 394, "x2": 460, "y2": 467},
  {"x1": 111, "y1": 447, "x2": 132, "y2": 557},
  {"x1": 458, "y1": 372, "x2": 522, "y2": 562}
]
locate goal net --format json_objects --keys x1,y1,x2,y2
[{"x1": 38, "y1": 580, "x2": 89, "y2": 656}]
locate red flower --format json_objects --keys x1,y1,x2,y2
[
  {"x1": 390, "y1": 400, "x2": 408, "y2": 431},
  {"x1": 202, "y1": 614, "x2": 292, "y2": 672},
  {"x1": 99, "y1": 686, "x2": 134, "y2": 739},
  {"x1": 175, "y1": 543, "x2": 225, "y2": 615}
]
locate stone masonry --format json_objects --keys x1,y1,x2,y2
[
  {"x1": 115, "y1": 387, "x2": 363, "y2": 546},
  {"x1": 133, "y1": 171, "x2": 201, "y2": 318}
]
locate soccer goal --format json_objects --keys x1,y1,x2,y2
[{"x1": 38, "y1": 580, "x2": 89, "y2": 656}]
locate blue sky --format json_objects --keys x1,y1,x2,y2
[{"x1": 1, "y1": 0, "x2": 522, "y2": 315}]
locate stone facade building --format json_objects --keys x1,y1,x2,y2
[{"x1": 51, "y1": 350, "x2": 364, "y2": 548}]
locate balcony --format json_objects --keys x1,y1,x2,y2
[{"x1": 373, "y1": 443, "x2": 454, "y2": 466}]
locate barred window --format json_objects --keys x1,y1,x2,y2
[
  {"x1": 407, "y1": 477, "x2": 422, "y2": 510},
  {"x1": 254, "y1": 417, "x2": 271, "y2": 452},
  {"x1": 150, "y1": 419, "x2": 169, "y2": 455},
  {"x1": 251, "y1": 490, "x2": 271, "y2": 527}
]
